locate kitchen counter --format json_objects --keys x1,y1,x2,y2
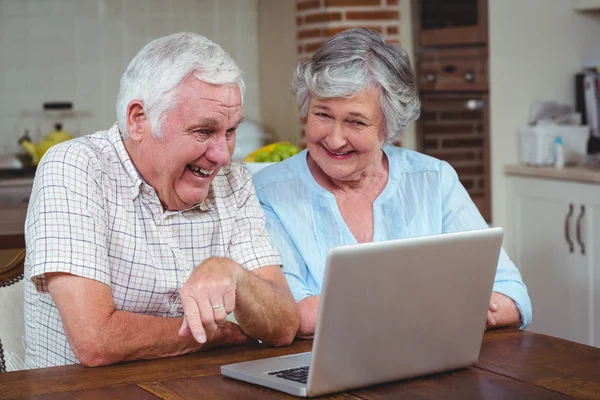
[
  {"x1": 0, "y1": 166, "x2": 36, "y2": 180},
  {"x1": 0, "y1": 203, "x2": 27, "y2": 235},
  {"x1": 0, "y1": 167, "x2": 32, "y2": 248},
  {"x1": 504, "y1": 164, "x2": 600, "y2": 184},
  {"x1": 0, "y1": 203, "x2": 27, "y2": 249}
]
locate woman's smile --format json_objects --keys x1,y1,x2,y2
[{"x1": 322, "y1": 144, "x2": 355, "y2": 160}]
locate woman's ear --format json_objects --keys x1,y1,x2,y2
[{"x1": 126, "y1": 100, "x2": 150, "y2": 142}]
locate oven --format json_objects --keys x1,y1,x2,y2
[{"x1": 417, "y1": 46, "x2": 491, "y2": 221}]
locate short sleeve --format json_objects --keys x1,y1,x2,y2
[
  {"x1": 439, "y1": 161, "x2": 532, "y2": 328},
  {"x1": 25, "y1": 141, "x2": 111, "y2": 292},
  {"x1": 226, "y1": 166, "x2": 281, "y2": 271}
]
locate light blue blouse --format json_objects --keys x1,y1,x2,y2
[{"x1": 253, "y1": 146, "x2": 532, "y2": 328}]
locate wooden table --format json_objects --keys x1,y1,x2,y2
[{"x1": 1, "y1": 329, "x2": 599, "y2": 399}]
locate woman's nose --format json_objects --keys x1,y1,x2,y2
[{"x1": 326, "y1": 123, "x2": 347, "y2": 148}]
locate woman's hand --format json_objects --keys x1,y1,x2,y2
[
  {"x1": 486, "y1": 291, "x2": 522, "y2": 330},
  {"x1": 297, "y1": 296, "x2": 320, "y2": 339}
]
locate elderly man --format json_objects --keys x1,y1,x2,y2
[{"x1": 23, "y1": 32, "x2": 299, "y2": 369}]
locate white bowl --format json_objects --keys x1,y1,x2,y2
[{"x1": 244, "y1": 162, "x2": 276, "y2": 175}]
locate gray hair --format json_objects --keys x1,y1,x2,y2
[
  {"x1": 292, "y1": 28, "x2": 420, "y2": 142},
  {"x1": 116, "y1": 32, "x2": 245, "y2": 138}
]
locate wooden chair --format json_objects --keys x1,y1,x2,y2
[{"x1": 0, "y1": 249, "x2": 25, "y2": 373}]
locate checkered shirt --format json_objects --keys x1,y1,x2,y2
[{"x1": 23, "y1": 124, "x2": 281, "y2": 368}]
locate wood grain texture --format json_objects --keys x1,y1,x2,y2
[
  {"x1": 1, "y1": 330, "x2": 599, "y2": 399},
  {"x1": 140, "y1": 366, "x2": 570, "y2": 400},
  {"x1": 351, "y1": 368, "x2": 571, "y2": 400},
  {"x1": 0, "y1": 340, "x2": 312, "y2": 399},
  {"x1": 476, "y1": 330, "x2": 600, "y2": 399},
  {"x1": 140, "y1": 375, "x2": 358, "y2": 400},
  {"x1": 10, "y1": 385, "x2": 158, "y2": 399}
]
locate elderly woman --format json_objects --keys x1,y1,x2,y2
[{"x1": 253, "y1": 28, "x2": 531, "y2": 338}]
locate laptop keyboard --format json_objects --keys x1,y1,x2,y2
[{"x1": 267, "y1": 366, "x2": 309, "y2": 384}]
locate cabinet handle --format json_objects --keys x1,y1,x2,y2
[
  {"x1": 576, "y1": 205, "x2": 586, "y2": 255},
  {"x1": 565, "y1": 203, "x2": 574, "y2": 253}
]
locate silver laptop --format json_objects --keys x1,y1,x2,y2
[{"x1": 221, "y1": 228, "x2": 503, "y2": 397}]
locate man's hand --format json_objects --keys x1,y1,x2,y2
[
  {"x1": 178, "y1": 257, "x2": 245, "y2": 344},
  {"x1": 486, "y1": 291, "x2": 521, "y2": 330}
]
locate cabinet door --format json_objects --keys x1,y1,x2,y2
[
  {"x1": 578, "y1": 185, "x2": 600, "y2": 347},
  {"x1": 509, "y1": 177, "x2": 590, "y2": 345}
]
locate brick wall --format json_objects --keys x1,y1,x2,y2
[
  {"x1": 420, "y1": 94, "x2": 486, "y2": 197},
  {"x1": 296, "y1": 0, "x2": 401, "y2": 58}
]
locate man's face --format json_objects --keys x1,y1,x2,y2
[{"x1": 128, "y1": 76, "x2": 243, "y2": 211}]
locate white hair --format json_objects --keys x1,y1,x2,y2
[
  {"x1": 292, "y1": 28, "x2": 420, "y2": 142},
  {"x1": 116, "y1": 32, "x2": 245, "y2": 138}
]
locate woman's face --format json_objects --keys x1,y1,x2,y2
[{"x1": 305, "y1": 86, "x2": 386, "y2": 182}]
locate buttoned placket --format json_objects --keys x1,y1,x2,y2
[{"x1": 139, "y1": 185, "x2": 195, "y2": 314}]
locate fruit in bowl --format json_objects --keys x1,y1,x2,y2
[{"x1": 244, "y1": 142, "x2": 301, "y2": 163}]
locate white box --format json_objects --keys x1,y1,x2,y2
[{"x1": 519, "y1": 126, "x2": 590, "y2": 166}]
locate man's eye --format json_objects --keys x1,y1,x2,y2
[
  {"x1": 226, "y1": 129, "x2": 236, "y2": 139},
  {"x1": 316, "y1": 113, "x2": 330, "y2": 118}
]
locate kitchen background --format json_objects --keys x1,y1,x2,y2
[
  {"x1": 2, "y1": 0, "x2": 600, "y2": 351},
  {"x1": 0, "y1": 0, "x2": 262, "y2": 153},
  {"x1": 2, "y1": 0, "x2": 600, "y2": 235}
]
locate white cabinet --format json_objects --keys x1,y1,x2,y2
[
  {"x1": 589, "y1": 201, "x2": 600, "y2": 347},
  {"x1": 507, "y1": 176, "x2": 599, "y2": 346}
]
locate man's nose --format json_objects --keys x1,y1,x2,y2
[{"x1": 205, "y1": 135, "x2": 232, "y2": 166}]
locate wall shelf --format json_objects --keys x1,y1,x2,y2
[{"x1": 573, "y1": 0, "x2": 600, "y2": 12}]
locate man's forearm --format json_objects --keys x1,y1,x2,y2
[
  {"x1": 234, "y1": 269, "x2": 300, "y2": 346},
  {"x1": 75, "y1": 312, "x2": 250, "y2": 367}
]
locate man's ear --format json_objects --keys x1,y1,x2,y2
[{"x1": 126, "y1": 100, "x2": 150, "y2": 142}]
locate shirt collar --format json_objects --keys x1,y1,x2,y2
[{"x1": 108, "y1": 124, "x2": 145, "y2": 201}]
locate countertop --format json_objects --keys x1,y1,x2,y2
[
  {"x1": 504, "y1": 164, "x2": 600, "y2": 184},
  {"x1": 0, "y1": 166, "x2": 35, "y2": 181},
  {"x1": 0, "y1": 203, "x2": 27, "y2": 235},
  {"x1": 0, "y1": 163, "x2": 35, "y2": 238}
]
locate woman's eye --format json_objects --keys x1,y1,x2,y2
[
  {"x1": 316, "y1": 113, "x2": 330, "y2": 118},
  {"x1": 350, "y1": 120, "x2": 366, "y2": 127}
]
